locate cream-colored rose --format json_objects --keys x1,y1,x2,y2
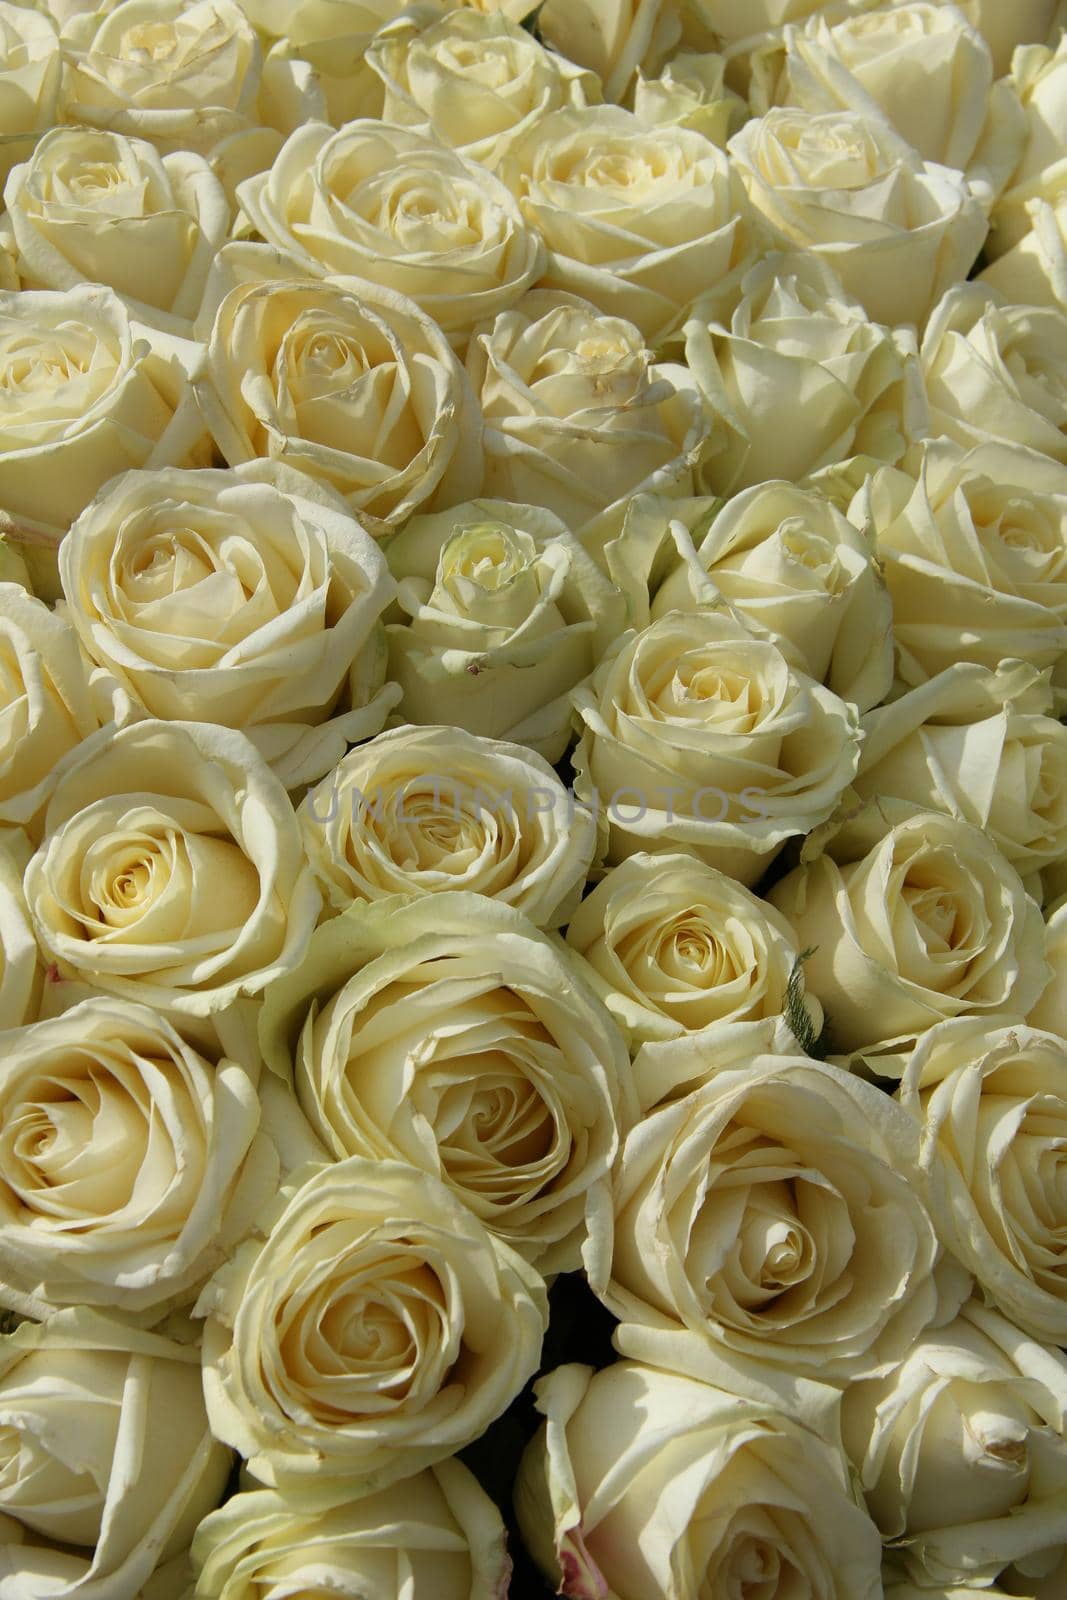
[
  {"x1": 857, "y1": 441, "x2": 1067, "y2": 688},
  {"x1": 0, "y1": 833, "x2": 38, "y2": 1031},
  {"x1": 605, "y1": 1048, "x2": 940, "y2": 1382},
  {"x1": 199, "y1": 1157, "x2": 547, "y2": 1503},
  {"x1": 728, "y1": 108, "x2": 989, "y2": 330},
  {"x1": 384, "y1": 496, "x2": 628, "y2": 760},
  {"x1": 365, "y1": 6, "x2": 599, "y2": 171},
  {"x1": 0, "y1": 1307, "x2": 230, "y2": 1600},
  {"x1": 24, "y1": 718, "x2": 321, "y2": 1016},
  {"x1": 899, "y1": 1016, "x2": 1067, "y2": 1345},
  {"x1": 0, "y1": 583, "x2": 97, "y2": 834},
  {"x1": 921, "y1": 284, "x2": 1067, "y2": 463},
  {"x1": 681, "y1": 0, "x2": 853, "y2": 47},
  {"x1": 197, "y1": 274, "x2": 483, "y2": 540},
  {"x1": 536, "y1": 0, "x2": 680, "y2": 104},
  {"x1": 650, "y1": 477, "x2": 895, "y2": 711},
  {"x1": 499, "y1": 106, "x2": 761, "y2": 343},
  {"x1": 469, "y1": 294, "x2": 709, "y2": 535},
  {"x1": 0, "y1": 3, "x2": 61, "y2": 187},
  {"x1": 564, "y1": 851, "x2": 817, "y2": 1049},
  {"x1": 58, "y1": 463, "x2": 400, "y2": 788},
  {"x1": 684, "y1": 251, "x2": 925, "y2": 495},
  {"x1": 237, "y1": 121, "x2": 544, "y2": 353},
  {"x1": 1, "y1": 127, "x2": 230, "y2": 340},
  {"x1": 854, "y1": 662, "x2": 1067, "y2": 878},
  {"x1": 234, "y1": 0, "x2": 413, "y2": 125},
  {"x1": 299, "y1": 723, "x2": 596, "y2": 927},
  {"x1": 0, "y1": 286, "x2": 209, "y2": 599},
  {"x1": 259, "y1": 893, "x2": 631, "y2": 1274},
  {"x1": 748, "y1": 5, "x2": 1025, "y2": 198},
  {"x1": 0, "y1": 996, "x2": 278, "y2": 1318},
  {"x1": 956, "y1": 0, "x2": 1066, "y2": 76},
  {"x1": 987, "y1": 35, "x2": 1067, "y2": 263},
  {"x1": 1029, "y1": 896, "x2": 1067, "y2": 1035},
  {"x1": 632, "y1": 51, "x2": 745, "y2": 146},
  {"x1": 515, "y1": 1361, "x2": 883, "y2": 1600},
  {"x1": 842, "y1": 1300, "x2": 1067, "y2": 1589},
  {"x1": 769, "y1": 810, "x2": 1050, "y2": 1074},
  {"x1": 572, "y1": 609, "x2": 863, "y2": 885},
  {"x1": 59, "y1": 0, "x2": 322, "y2": 165},
  {"x1": 191, "y1": 1464, "x2": 512, "y2": 1600}
]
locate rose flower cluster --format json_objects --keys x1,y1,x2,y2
[{"x1": 1, "y1": 0, "x2": 1067, "y2": 1597}]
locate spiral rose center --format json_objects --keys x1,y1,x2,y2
[
  {"x1": 121, "y1": 21, "x2": 179, "y2": 63},
  {"x1": 717, "y1": 1534, "x2": 781, "y2": 1600}
]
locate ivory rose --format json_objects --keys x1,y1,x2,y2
[
  {"x1": 198, "y1": 1157, "x2": 547, "y2": 1503},
  {"x1": 383, "y1": 496, "x2": 628, "y2": 760},
  {"x1": 1, "y1": 127, "x2": 231, "y2": 340},
  {"x1": 632, "y1": 51, "x2": 744, "y2": 146},
  {"x1": 514, "y1": 1361, "x2": 882, "y2": 1600},
  {"x1": 191, "y1": 1464, "x2": 512, "y2": 1600},
  {"x1": 237, "y1": 121, "x2": 544, "y2": 351},
  {"x1": 196, "y1": 275, "x2": 483, "y2": 539},
  {"x1": 0, "y1": 835, "x2": 38, "y2": 1032},
  {"x1": 571, "y1": 609, "x2": 863, "y2": 884},
  {"x1": 1029, "y1": 897, "x2": 1067, "y2": 1037},
  {"x1": 58, "y1": 463, "x2": 400, "y2": 788},
  {"x1": 987, "y1": 34, "x2": 1067, "y2": 264},
  {"x1": 0, "y1": 1307, "x2": 231, "y2": 1600},
  {"x1": 258, "y1": 893, "x2": 631, "y2": 1274},
  {"x1": 299, "y1": 723, "x2": 596, "y2": 928},
  {"x1": 233, "y1": 0, "x2": 409, "y2": 125},
  {"x1": 24, "y1": 719, "x2": 321, "y2": 1017},
  {"x1": 536, "y1": 0, "x2": 680, "y2": 104},
  {"x1": 769, "y1": 810, "x2": 1050, "y2": 1074},
  {"x1": 0, "y1": 3, "x2": 62, "y2": 186}
]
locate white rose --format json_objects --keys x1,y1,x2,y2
[
  {"x1": 1029, "y1": 896, "x2": 1067, "y2": 1036},
  {"x1": 58, "y1": 463, "x2": 400, "y2": 788},
  {"x1": 0, "y1": 3, "x2": 61, "y2": 187},
  {"x1": 632, "y1": 50, "x2": 745, "y2": 146},
  {"x1": 258, "y1": 892, "x2": 632, "y2": 1274},
  {"x1": 198, "y1": 1156, "x2": 547, "y2": 1504},
  {"x1": 24, "y1": 718, "x2": 321, "y2": 1017},
  {"x1": 857, "y1": 441, "x2": 1067, "y2": 688},
  {"x1": 233, "y1": 0, "x2": 412, "y2": 126},
  {"x1": 383, "y1": 496, "x2": 628, "y2": 761},
  {"x1": 0, "y1": 996, "x2": 278, "y2": 1318},
  {"x1": 469, "y1": 293, "x2": 708, "y2": 536},
  {"x1": 728, "y1": 107, "x2": 989, "y2": 330},
  {"x1": 0, "y1": 583, "x2": 97, "y2": 834},
  {"x1": 605, "y1": 1048, "x2": 940, "y2": 1382},
  {"x1": 680, "y1": 0, "x2": 851, "y2": 48},
  {"x1": 536, "y1": 0, "x2": 680, "y2": 104},
  {"x1": 499, "y1": 105, "x2": 762, "y2": 343},
  {"x1": 769, "y1": 810, "x2": 1050, "y2": 1075},
  {"x1": 299, "y1": 722, "x2": 596, "y2": 927},
  {"x1": 514, "y1": 1361, "x2": 882, "y2": 1600},
  {"x1": 196, "y1": 272, "x2": 484, "y2": 539},
  {"x1": 0, "y1": 833, "x2": 38, "y2": 1031},
  {"x1": 2, "y1": 127, "x2": 231, "y2": 340},
  {"x1": 955, "y1": 0, "x2": 1066, "y2": 76},
  {"x1": 0, "y1": 286, "x2": 209, "y2": 599},
  {"x1": 564, "y1": 851, "x2": 817, "y2": 1050},
  {"x1": 191, "y1": 1465, "x2": 512, "y2": 1600},
  {"x1": 237, "y1": 121, "x2": 544, "y2": 353},
  {"x1": 899, "y1": 1016, "x2": 1067, "y2": 1345},
  {"x1": 365, "y1": 6, "x2": 599, "y2": 170},
  {"x1": 0, "y1": 1307, "x2": 230, "y2": 1600},
  {"x1": 571, "y1": 609, "x2": 863, "y2": 885},
  {"x1": 650, "y1": 476, "x2": 895, "y2": 711},
  {"x1": 987, "y1": 34, "x2": 1067, "y2": 263},
  {"x1": 684, "y1": 251, "x2": 926, "y2": 495},
  {"x1": 841, "y1": 1300, "x2": 1067, "y2": 1589},
  {"x1": 854, "y1": 662, "x2": 1067, "y2": 878}
]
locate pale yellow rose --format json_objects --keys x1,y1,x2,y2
[
  {"x1": 0, "y1": 996, "x2": 278, "y2": 1319},
  {"x1": 197, "y1": 274, "x2": 484, "y2": 540},
  {"x1": 728, "y1": 107, "x2": 989, "y2": 330},
  {"x1": 191, "y1": 1465, "x2": 512, "y2": 1600},
  {"x1": 233, "y1": 0, "x2": 416, "y2": 125},
  {"x1": 955, "y1": 0, "x2": 1066, "y2": 76},
  {"x1": 1029, "y1": 896, "x2": 1067, "y2": 1035},
  {"x1": 468, "y1": 294, "x2": 709, "y2": 534},
  {"x1": 365, "y1": 5, "x2": 600, "y2": 170},
  {"x1": 650, "y1": 477, "x2": 895, "y2": 711},
  {"x1": 0, "y1": 830, "x2": 39, "y2": 1031},
  {"x1": 198, "y1": 1157, "x2": 547, "y2": 1504},
  {"x1": 536, "y1": 0, "x2": 680, "y2": 104},
  {"x1": 499, "y1": 105, "x2": 762, "y2": 343},
  {"x1": 681, "y1": 0, "x2": 849, "y2": 48},
  {"x1": 0, "y1": 583, "x2": 98, "y2": 834},
  {"x1": 24, "y1": 718, "x2": 321, "y2": 1017},
  {"x1": 258, "y1": 893, "x2": 632, "y2": 1274},
  {"x1": 58, "y1": 462, "x2": 400, "y2": 788},
  {"x1": 0, "y1": 1307, "x2": 230, "y2": 1600},
  {"x1": 855, "y1": 662, "x2": 1067, "y2": 878},
  {"x1": 841, "y1": 1300, "x2": 1067, "y2": 1589},
  {"x1": 299, "y1": 722, "x2": 596, "y2": 927},
  {"x1": 0, "y1": 286, "x2": 209, "y2": 599},
  {"x1": 571, "y1": 609, "x2": 863, "y2": 885},
  {"x1": 1, "y1": 126, "x2": 231, "y2": 340},
  {"x1": 0, "y1": 3, "x2": 61, "y2": 187},
  {"x1": 632, "y1": 50, "x2": 745, "y2": 146},
  {"x1": 856, "y1": 440, "x2": 1067, "y2": 688},
  {"x1": 383, "y1": 496, "x2": 628, "y2": 760},
  {"x1": 988, "y1": 34, "x2": 1067, "y2": 262},
  {"x1": 769, "y1": 810, "x2": 1050, "y2": 1075},
  {"x1": 515, "y1": 1361, "x2": 883, "y2": 1600}
]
